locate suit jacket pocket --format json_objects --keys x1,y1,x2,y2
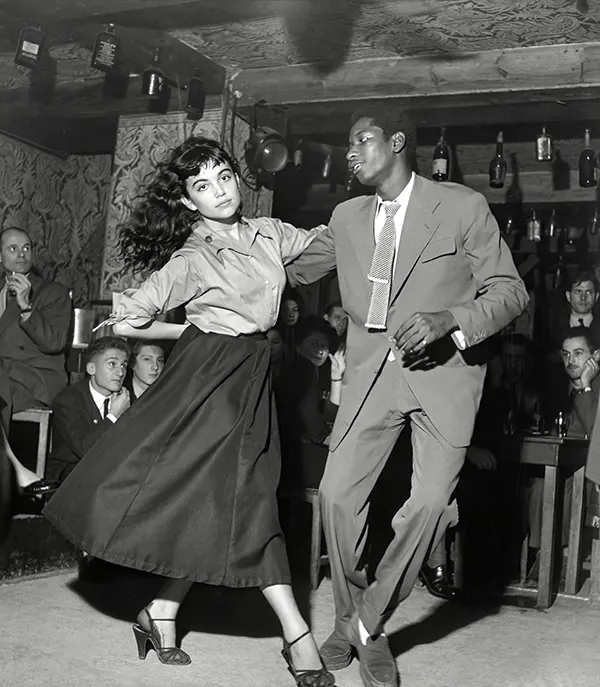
[{"x1": 420, "y1": 237, "x2": 456, "y2": 263}]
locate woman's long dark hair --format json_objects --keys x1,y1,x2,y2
[{"x1": 119, "y1": 137, "x2": 239, "y2": 273}]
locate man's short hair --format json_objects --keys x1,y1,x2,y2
[
  {"x1": 86, "y1": 336, "x2": 131, "y2": 365},
  {"x1": 568, "y1": 270, "x2": 598, "y2": 293},
  {"x1": 0, "y1": 226, "x2": 30, "y2": 249},
  {"x1": 562, "y1": 326, "x2": 598, "y2": 351},
  {"x1": 129, "y1": 339, "x2": 165, "y2": 366},
  {"x1": 324, "y1": 301, "x2": 343, "y2": 318},
  {"x1": 349, "y1": 104, "x2": 416, "y2": 158},
  {"x1": 296, "y1": 315, "x2": 337, "y2": 349}
]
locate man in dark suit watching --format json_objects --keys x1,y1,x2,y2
[
  {"x1": 0, "y1": 227, "x2": 71, "y2": 493},
  {"x1": 46, "y1": 337, "x2": 131, "y2": 483}
]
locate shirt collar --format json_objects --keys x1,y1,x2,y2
[
  {"x1": 375, "y1": 172, "x2": 416, "y2": 214},
  {"x1": 191, "y1": 217, "x2": 259, "y2": 256},
  {"x1": 88, "y1": 380, "x2": 110, "y2": 413},
  {"x1": 570, "y1": 311, "x2": 594, "y2": 326}
]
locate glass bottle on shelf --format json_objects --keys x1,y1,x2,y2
[
  {"x1": 579, "y1": 128, "x2": 598, "y2": 188},
  {"x1": 142, "y1": 47, "x2": 165, "y2": 98},
  {"x1": 14, "y1": 25, "x2": 46, "y2": 69},
  {"x1": 589, "y1": 207, "x2": 599, "y2": 236},
  {"x1": 489, "y1": 131, "x2": 507, "y2": 188},
  {"x1": 432, "y1": 127, "x2": 450, "y2": 182},
  {"x1": 91, "y1": 23, "x2": 120, "y2": 73},
  {"x1": 547, "y1": 208, "x2": 558, "y2": 238},
  {"x1": 527, "y1": 210, "x2": 542, "y2": 242},
  {"x1": 536, "y1": 126, "x2": 553, "y2": 162}
]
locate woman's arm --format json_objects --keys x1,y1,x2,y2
[{"x1": 113, "y1": 321, "x2": 190, "y2": 340}]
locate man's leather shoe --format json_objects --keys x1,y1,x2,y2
[
  {"x1": 320, "y1": 629, "x2": 354, "y2": 671},
  {"x1": 347, "y1": 613, "x2": 399, "y2": 687},
  {"x1": 418, "y1": 564, "x2": 457, "y2": 601}
]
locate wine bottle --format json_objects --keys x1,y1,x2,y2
[
  {"x1": 589, "y1": 207, "x2": 599, "y2": 236},
  {"x1": 527, "y1": 210, "x2": 542, "y2": 242},
  {"x1": 91, "y1": 24, "x2": 120, "y2": 73},
  {"x1": 579, "y1": 129, "x2": 598, "y2": 188},
  {"x1": 553, "y1": 254, "x2": 565, "y2": 290},
  {"x1": 432, "y1": 127, "x2": 450, "y2": 182},
  {"x1": 142, "y1": 47, "x2": 165, "y2": 98},
  {"x1": 536, "y1": 126, "x2": 553, "y2": 162},
  {"x1": 489, "y1": 131, "x2": 507, "y2": 188},
  {"x1": 322, "y1": 151, "x2": 332, "y2": 179},
  {"x1": 547, "y1": 208, "x2": 558, "y2": 238}
]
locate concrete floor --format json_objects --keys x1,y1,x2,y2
[{"x1": 3, "y1": 567, "x2": 600, "y2": 687}]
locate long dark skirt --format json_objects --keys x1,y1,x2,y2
[{"x1": 43, "y1": 326, "x2": 290, "y2": 588}]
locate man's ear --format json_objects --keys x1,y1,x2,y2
[
  {"x1": 593, "y1": 350, "x2": 600, "y2": 363},
  {"x1": 566, "y1": 291, "x2": 572, "y2": 305},
  {"x1": 86, "y1": 361, "x2": 96, "y2": 377},
  {"x1": 595, "y1": 292, "x2": 599, "y2": 305},
  {"x1": 391, "y1": 132, "x2": 406, "y2": 154},
  {"x1": 180, "y1": 196, "x2": 197, "y2": 212}
]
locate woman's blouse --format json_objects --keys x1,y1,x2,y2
[{"x1": 112, "y1": 217, "x2": 324, "y2": 337}]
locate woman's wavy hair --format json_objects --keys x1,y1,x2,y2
[{"x1": 119, "y1": 137, "x2": 240, "y2": 273}]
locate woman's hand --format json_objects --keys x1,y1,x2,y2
[{"x1": 329, "y1": 348, "x2": 346, "y2": 382}]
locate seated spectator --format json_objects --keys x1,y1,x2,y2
[
  {"x1": 0, "y1": 227, "x2": 71, "y2": 491},
  {"x1": 46, "y1": 337, "x2": 131, "y2": 483},
  {"x1": 277, "y1": 316, "x2": 345, "y2": 488},
  {"x1": 323, "y1": 301, "x2": 348, "y2": 343},
  {"x1": 528, "y1": 327, "x2": 600, "y2": 576},
  {"x1": 124, "y1": 341, "x2": 165, "y2": 400},
  {"x1": 266, "y1": 328, "x2": 284, "y2": 382}
]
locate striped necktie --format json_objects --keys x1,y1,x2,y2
[{"x1": 365, "y1": 202, "x2": 400, "y2": 330}]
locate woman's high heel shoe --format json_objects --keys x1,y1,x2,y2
[
  {"x1": 282, "y1": 630, "x2": 336, "y2": 686},
  {"x1": 132, "y1": 607, "x2": 192, "y2": 666}
]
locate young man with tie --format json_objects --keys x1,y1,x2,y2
[
  {"x1": 46, "y1": 337, "x2": 131, "y2": 483},
  {"x1": 286, "y1": 105, "x2": 528, "y2": 687}
]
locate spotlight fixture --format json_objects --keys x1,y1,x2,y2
[
  {"x1": 142, "y1": 46, "x2": 166, "y2": 98},
  {"x1": 91, "y1": 23, "x2": 120, "y2": 73},
  {"x1": 14, "y1": 25, "x2": 46, "y2": 70},
  {"x1": 245, "y1": 126, "x2": 289, "y2": 175}
]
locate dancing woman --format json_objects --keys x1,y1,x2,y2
[{"x1": 44, "y1": 137, "x2": 334, "y2": 687}]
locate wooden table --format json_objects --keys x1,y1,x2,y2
[{"x1": 517, "y1": 434, "x2": 588, "y2": 608}]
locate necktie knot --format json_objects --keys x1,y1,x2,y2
[{"x1": 384, "y1": 202, "x2": 400, "y2": 220}]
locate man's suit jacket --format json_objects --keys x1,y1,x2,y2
[
  {"x1": 287, "y1": 175, "x2": 528, "y2": 449},
  {"x1": 573, "y1": 375, "x2": 600, "y2": 485},
  {"x1": 0, "y1": 273, "x2": 71, "y2": 412},
  {"x1": 546, "y1": 305, "x2": 600, "y2": 355},
  {"x1": 46, "y1": 380, "x2": 114, "y2": 483}
]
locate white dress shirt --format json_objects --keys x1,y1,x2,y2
[
  {"x1": 570, "y1": 312, "x2": 593, "y2": 328},
  {"x1": 88, "y1": 381, "x2": 116, "y2": 423}
]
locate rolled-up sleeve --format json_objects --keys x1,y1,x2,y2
[{"x1": 113, "y1": 255, "x2": 201, "y2": 327}]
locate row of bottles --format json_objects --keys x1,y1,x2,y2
[
  {"x1": 503, "y1": 206, "x2": 599, "y2": 244},
  {"x1": 431, "y1": 127, "x2": 598, "y2": 188}
]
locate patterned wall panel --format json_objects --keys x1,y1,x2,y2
[
  {"x1": 101, "y1": 108, "x2": 273, "y2": 297},
  {"x1": 0, "y1": 134, "x2": 112, "y2": 306}
]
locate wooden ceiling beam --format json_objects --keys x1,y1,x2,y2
[{"x1": 232, "y1": 42, "x2": 600, "y2": 107}]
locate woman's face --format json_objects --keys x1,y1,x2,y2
[
  {"x1": 282, "y1": 299, "x2": 300, "y2": 327},
  {"x1": 182, "y1": 162, "x2": 241, "y2": 223},
  {"x1": 266, "y1": 329, "x2": 284, "y2": 363},
  {"x1": 298, "y1": 331, "x2": 330, "y2": 367},
  {"x1": 133, "y1": 345, "x2": 165, "y2": 387}
]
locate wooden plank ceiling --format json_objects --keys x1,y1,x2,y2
[{"x1": 0, "y1": 0, "x2": 598, "y2": 153}]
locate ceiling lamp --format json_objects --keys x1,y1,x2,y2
[{"x1": 245, "y1": 126, "x2": 289, "y2": 175}]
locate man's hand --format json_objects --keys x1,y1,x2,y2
[
  {"x1": 390, "y1": 310, "x2": 457, "y2": 355},
  {"x1": 580, "y1": 358, "x2": 599, "y2": 389},
  {"x1": 109, "y1": 388, "x2": 130, "y2": 419},
  {"x1": 329, "y1": 348, "x2": 346, "y2": 381},
  {"x1": 466, "y1": 446, "x2": 497, "y2": 471},
  {"x1": 7, "y1": 273, "x2": 32, "y2": 312}
]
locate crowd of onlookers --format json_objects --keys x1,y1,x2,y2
[{"x1": 1, "y1": 222, "x2": 599, "y2": 599}]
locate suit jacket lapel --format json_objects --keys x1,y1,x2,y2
[
  {"x1": 390, "y1": 175, "x2": 441, "y2": 303},
  {"x1": 83, "y1": 383, "x2": 103, "y2": 423},
  {"x1": 346, "y1": 196, "x2": 377, "y2": 280}
]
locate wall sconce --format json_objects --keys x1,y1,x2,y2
[{"x1": 14, "y1": 26, "x2": 46, "y2": 69}]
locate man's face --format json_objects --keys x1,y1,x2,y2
[
  {"x1": 0, "y1": 229, "x2": 33, "y2": 274},
  {"x1": 325, "y1": 306, "x2": 348, "y2": 337},
  {"x1": 282, "y1": 299, "x2": 300, "y2": 327},
  {"x1": 566, "y1": 280, "x2": 598, "y2": 315},
  {"x1": 266, "y1": 329, "x2": 284, "y2": 364},
  {"x1": 298, "y1": 331, "x2": 330, "y2": 367},
  {"x1": 86, "y1": 348, "x2": 128, "y2": 395},
  {"x1": 346, "y1": 117, "x2": 399, "y2": 187},
  {"x1": 133, "y1": 345, "x2": 165, "y2": 387},
  {"x1": 561, "y1": 336, "x2": 599, "y2": 382}
]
